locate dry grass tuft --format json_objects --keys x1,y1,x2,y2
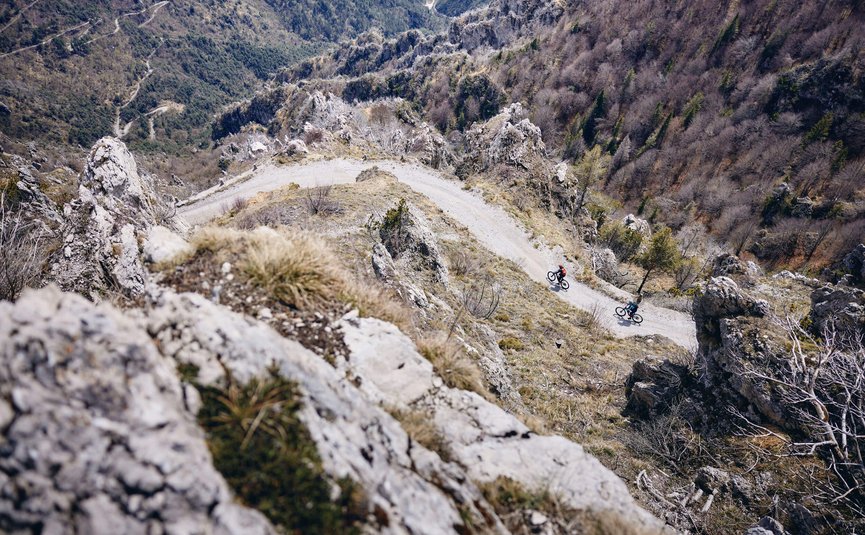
[
  {"x1": 339, "y1": 280, "x2": 411, "y2": 331},
  {"x1": 392, "y1": 409, "x2": 450, "y2": 461},
  {"x1": 185, "y1": 226, "x2": 411, "y2": 322},
  {"x1": 241, "y1": 232, "x2": 342, "y2": 308},
  {"x1": 417, "y1": 336, "x2": 486, "y2": 395}
]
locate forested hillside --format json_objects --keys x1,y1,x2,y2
[
  {"x1": 0, "y1": 0, "x2": 442, "y2": 151},
  {"x1": 283, "y1": 0, "x2": 865, "y2": 271}
]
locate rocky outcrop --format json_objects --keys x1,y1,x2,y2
[
  {"x1": 379, "y1": 200, "x2": 450, "y2": 285},
  {"x1": 693, "y1": 277, "x2": 795, "y2": 426},
  {"x1": 0, "y1": 287, "x2": 275, "y2": 535},
  {"x1": 449, "y1": 0, "x2": 565, "y2": 52},
  {"x1": 623, "y1": 213, "x2": 652, "y2": 239},
  {"x1": 48, "y1": 137, "x2": 174, "y2": 299},
  {"x1": 142, "y1": 291, "x2": 504, "y2": 534},
  {"x1": 624, "y1": 358, "x2": 689, "y2": 418},
  {"x1": 463, "y1": 103, "x2": 546, "y2": 171},
  {"x1": 809, "y1": 283, "x2": 865, "y2": 342},
  {"x1": 693, "y1": 277, "x2": 770, "y2": 345},
  {"x1": 336, "y1": 315, "x2": 671, "y2": 534},
  {"x1": 840, "y1": 243, "x2": 865, "y2": 284},
  {"x1": 591, "y1": 247, "x2": 619, "y2": 282}
]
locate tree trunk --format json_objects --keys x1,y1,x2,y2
[{"x1": 637, "y1": 268, "x2": 653, "y2": 293}]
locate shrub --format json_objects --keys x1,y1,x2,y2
[
  {"x1": 599, "y1": 221, "x2": 643, "y2": 261},
  {"x1": 0, "y1": 192, "x2": 47, "y2": 301},
  {"x1": 498, "y1": 337, "x2": 525, "y2": 351},
  {"x1": 304, "y1": 185, "x2": 341, "y2": 216},
  {"x1": 197, "y1": 371, "x2": 364, "y2": 533}
]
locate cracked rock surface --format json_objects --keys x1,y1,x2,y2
[
  {"x1": 337, "y1": 315, "x2": 672, "y2": 534},
  {"x1": 0, "y1": 286, "x2": 275, "y2": 535}
]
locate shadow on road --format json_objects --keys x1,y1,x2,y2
[
  {"x1": 616, "y1": 316, "x2": 639, "y2": 327},
  {"x1": 548, "y1": 284, "x2": 567, "y2": 292}
]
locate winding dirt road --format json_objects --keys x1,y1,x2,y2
[{"x1": 178, "y1": 158, "x2": 698, "y2": 348}]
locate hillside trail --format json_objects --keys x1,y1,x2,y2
[{"x1": 179, "y1": 158, "x2": 698, "y2": 349}]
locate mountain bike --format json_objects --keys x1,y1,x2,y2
[
  {"x1": 615, "y1": 306, "x2": 643, "y2": 324},
  {"x1": 546, "y1": 270, "x2": 569, "y2": 290}
]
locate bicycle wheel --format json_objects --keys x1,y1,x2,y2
[
  {"x1": 632, "y1": 314, "x2": 643, "y2": 324},
  {"x1": 546, "y1": 271, "x2": 557, "y2": 283},
  {"x1": 615, "y1": 307, "x2": 627, "y2": 318},
  {"x1": 560, "y1": 279, "x2": 569, "y2": 290}
]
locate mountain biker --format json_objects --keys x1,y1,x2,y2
[
  {"x1": 555, "y1": 264, "x2": 567, "y2": 283},
  {"x1": 626, "y1": 294, "x2": 642, "y2": 318}
]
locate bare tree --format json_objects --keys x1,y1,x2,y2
[
  {"x1": 304, "y1": 185, "x2": 341, "y2": 216},
  {"x1": 446, "y1": 280, "x2": 503, "y2": 341},
  {"x1": 0, "y1": 193, "x2": 46, "y2": 301},
  {"x1": 462, "y1": 281, "x2": 502, "y2": 320},
  {"x1": 734, "y1": 318, "x2": 865, "y2": 516}
]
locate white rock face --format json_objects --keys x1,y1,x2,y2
[
  {"x1": 337, "y1": 315, "x2": 672, "y2": 534},
  {"x1": 464, "y1": 103, "x2": 547, "y2": 170},
  {"x1": 0, "y1": 286, "x2": 276, "y2": 535},
  {"x1": 142, "y1": 291, "x2": 506, "y2": 535},
  {"x1": 623, "y1": 213, "x2": 652, "y2": 238},
  {"x1": 143, "y1": 225, "x2": 193, "y2": 264},
  {"x1": 49, "y1": 137, "x2": 179, "y2": 298}
]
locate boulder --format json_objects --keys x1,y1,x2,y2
[
  {"x1": 693, "y1": 277, "x2": 769, "y2": 344},
  {"x1": 712, "y1": 253, "x2": 747, "y2": 277},
  {"x1": 623, "y1": 213, "x2": 652, "y2": 238},
  {"x1": 143, "y1": 225, "x2": 192, "y2": 264},
  {"x1": 591, "y1": 247, "x2": 619, "y2": 282},
  {"x1": 840, "y1": 243, "x2": 865, "y2": 284},
  {"x1": 0, "y1": 286, "x2": 275, "y2": 535},
  {"x1": 283, "y1": 138, "x2": 308, "y2": 156},
  {"x1": 624, "y1": 358, "x2": 689, "y2": 418}
]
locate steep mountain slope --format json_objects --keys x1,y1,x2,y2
[
  {"x1": 277, "y1": 0, "x2": 865, "y2": 272},
  {"x1": 0, "y1": 0, "x2": 443, "y2": 151}
]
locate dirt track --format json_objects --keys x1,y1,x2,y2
[{"x1": 179, "y1": 158, "x2": 698, "y2": 349}]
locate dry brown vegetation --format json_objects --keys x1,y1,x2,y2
[{"x1": 284, "y1": 0, "x2": 865, "y2": 272}]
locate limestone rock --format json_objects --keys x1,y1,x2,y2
[
  {"x1": 592, "y1": 247, "x2": 619, "y2": 282},
  {"x1": 48, "y1": 137, "x2": 173, "y2": 299},
  {"x1": 142, "y1": 291, "x2": 503, "y2": 534},
  {"x1": 380, "y1": 201, "x2": 450, "y2": 284},
  {"x1": 336, "y1": 312, "x2": 671, "y2": 534},
  {"x1": 449, "y1": 0, "x2": 565, "y2": 51},
  {"x1": 623, "y1": 213, "x2": 652, "y2": 238},
  {"x1": 460, "y1": 103, "x2": 547, "y2": 173},
  {"x1": 356, "y1": 166, "x2": 397, "y2": 183},
  {"x1": 809, "y1": 283, "x2": 865, "y2": 341},
  {"x1": 143, "y1": 225, "x2": 192, "y2": 265},
  {"x1": 694, "y1": 277, "x2": 769, "y2": 344},
  {"x1": 0, "y1": 286, "x2": 275, "y2": 535},
  {"x1": 840, "y1": 243, "x2": 865, "y2": 284},
  {"x1": 624, "y1": 358, "x2": 688, "y2": 418},
  {"x1": 283, "y1": 138, "x2": 308, "y2": 156}
]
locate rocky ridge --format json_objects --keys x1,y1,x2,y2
[{"x1": 1, "y1": 136, "x2": 671, "y2": 532}]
